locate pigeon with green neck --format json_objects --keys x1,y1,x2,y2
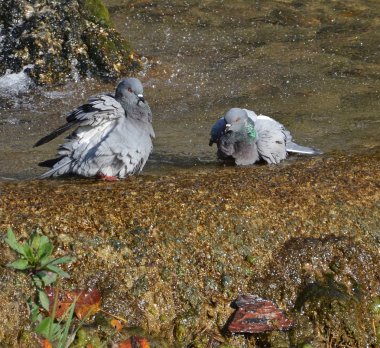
[{"x1": 210, "y1": 108, "x2": 322, "y2": 165}]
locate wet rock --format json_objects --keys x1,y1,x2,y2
[
  {"x1": 72, "y1": 327, "x2": 103, "y2": 348},
  {"x1": 221, "y1": 274, "x2": 233, "y2": 290},
  {"x1": 251, "y1": 234, "x2": 380, "y2": 346},
  {"x1": 0, "y1": 0, "x2": 141, "y2": 85},
  {"x1": 227, "y1": 294, "x2": 294, "y2": 334},
  {"x1": 0, "y1": 268, "x2": 35, "y2": 346},
  {"x1": 266, "y1": 6, "x2": 301, "y2": 26},
  {"x1": 0, "y1": 153, "x2": 379, "y2": 346},
  {"x1": 293, "y1": 274, "x2": 365, "y2": 345}
]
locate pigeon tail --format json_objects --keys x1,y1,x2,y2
[
  {"x1": 38, "y1": 156, "x2": 65, "y2": 168},
  {"x1": 38, "y1": 157, "x2": 74, "y2": 179},
  {"x1": 286, "y1": 141, "x2": 323, "y2": 155},
  {"x1": 34, "y1": 122, "x2": 78, "y2": 147}
]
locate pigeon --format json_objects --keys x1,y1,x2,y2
[
  {"x1": 209, "y1": 108, "x2": 322, "y2": 165},
  {"x1": 34, "y1": 78, "x2": 155, "y2": 180}
]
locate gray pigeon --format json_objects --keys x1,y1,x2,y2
[
  {"x1": 34, "y1": 78, "x2": 155, "y2": 180},
  {"x1": 209, "y1": 108, "x2": 322, "y2": 165}
]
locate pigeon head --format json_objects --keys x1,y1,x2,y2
[
  {"x1": 223, "y1": 108, "x2": 257, "y2": 141},
  {"x1": 224, "y1": 108, "x2": 248, "y2": 132},
  {"x1": 115, "y1": 78, "x2": 145, "y2": 106}
]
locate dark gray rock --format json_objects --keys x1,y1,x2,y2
[{"x1": 0, "y1": 0, "x2": 141, "y2": 85}]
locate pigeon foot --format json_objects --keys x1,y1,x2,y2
[{"x1": 97, "y1": 174, "x2": 119, "y2": 182}]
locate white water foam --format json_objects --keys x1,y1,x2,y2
[{"x1": 0, "y1": 65, "x2": 34, "y2": 97}]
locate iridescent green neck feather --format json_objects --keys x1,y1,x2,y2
[{"x1": 245, "y1": 123, "x2": 257, "y2": 141}]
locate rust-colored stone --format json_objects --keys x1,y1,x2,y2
[{"x1": 227, "y1": 294, "x2": 294, "y2": 334}]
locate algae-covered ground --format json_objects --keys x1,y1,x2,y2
[{"x1": 0, "y1": 152, "x2": 379, "y2": 347}]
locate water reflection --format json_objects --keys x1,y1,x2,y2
[{"x1": 0, "y1": 0, "x2": 379, "y2": 180}]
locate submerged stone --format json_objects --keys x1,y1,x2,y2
[{"x1": 0, "y1": 0, "x2": 141, "y2": 85}]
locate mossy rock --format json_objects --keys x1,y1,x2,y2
[
  {"x1": 80, "y1": 0, "x2": 111, "y2": 26},
  {"x1": 292, "y1": 274, "x2": 366, "y2": 346},
  {"x1": 0, "y1": 0, "x2": 141, "y2": 85},
  {"x1": 250, "y1": 235, "x2": 380, "y2": 347},
  {"x1": 0, "y1": 153, "x2": 379, "y2": 346}
]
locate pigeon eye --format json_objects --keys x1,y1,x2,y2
[{"x1": 128, "y1": 87, "x2": 133, "y2": 93}]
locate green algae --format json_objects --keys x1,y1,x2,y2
[
  {"x1": 0, "y1": 153, "x2": 379, "y2": 346},
  {"x1": 71, "y1": 328, "x2": 103, "y2": 348},
  {"x1": 81, "y1": 0, "x2": 111, "y2": 26},
  {"x1": 371, "y1": 297, "x2": 380, "y2": 315},
  {"x1": 293, "y1": 274, "x2": 365, "y2": 346}
]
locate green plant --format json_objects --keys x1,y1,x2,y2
[
  {"x1": 36, "y1": 294, "x2": 94, "y2": 348},
  {"x1": 4, "y1": 229, "x2": 105, "y2": 347},
  {"x1": 5, "y1": 228, "x2": 74, "y2": 313},
  {"x1": 37, "y1": 295, "x2": 77, "y2": 348}
]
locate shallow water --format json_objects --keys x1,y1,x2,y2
[{"x1": 0, "y1": 0, "x2": 379, "y2": 180}]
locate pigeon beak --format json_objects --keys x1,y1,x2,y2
[
  {"x1": 137, "y1": 94, "x2": 145, "y2": 105},
  {"x1": 225, "y1": 123, "x2": 231, "y2": 132}
]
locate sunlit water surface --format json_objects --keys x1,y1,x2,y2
[{"x1": 0, "y1": 0, "x2": 379, "y2": 180}]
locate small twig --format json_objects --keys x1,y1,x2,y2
[
  {"x1": 99, "y1": 308, "x2": 128, "y2": 323},
  {"x1": 372, "y1": 319, "x2": 377, "y2": 341}
]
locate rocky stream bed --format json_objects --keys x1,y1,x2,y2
[{"x1": 1, "y1": 152, "x2": 379, "y2": 347}]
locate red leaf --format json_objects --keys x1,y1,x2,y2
[
  {"x1": 117, "y1": 336, "x2": 150, "y2": 348},
  {"x1": 227, "y1": 294, "x2": 294, "y2": 334},
  {"x1": 46, "y1": 287, "x2": 101, "y2": 320}
]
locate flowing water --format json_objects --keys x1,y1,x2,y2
[{"x1": 0, "y1": 0, "x2": 379, "y2": 180}]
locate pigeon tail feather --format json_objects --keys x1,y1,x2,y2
[
  {"x1": 38, "y1": 157, "x2": 75, "y2": 179},
  {"x1": 286, "y1": 141, "x2": 323, "y2": 155},
  {"x1": 34, "y1": 122, "x2": 78, "y2": 147},
  {"x1": 38, "y1": 156, "x2": 65, "y2": 168}
]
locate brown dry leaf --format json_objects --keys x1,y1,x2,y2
[
  {"x1": 46, "y1": 287, "x2": 101, "y2": 320},
  {"x1": 110, "y1": 319, "x2": 124, "y2": 332},
  {"x1": 117, "y1": 336, "x2": 150, "y2": 348}
]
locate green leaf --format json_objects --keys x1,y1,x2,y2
[
  {"x1": 50, "y1": 256, "x2": 74, "y2": 266},
  {"x1": 37, "y1": 241, "x2": 54, "y2": 260},
  {"x1": 39, "y1": 235, "x2": 50, "y2": 245},
  {"x1": 33, "y1": 311, "x2": 43, "y2": 325},
  {"x1": 60, "y1": 300, "x2": 77, "y2": 346},
  {"x1": 22, "y1": 243, "x2": 34, "y2": 263},
  {"x1": 36, "y1": 317, "x2": 54, "y2": 338},
  {"x1": 4, "y1": 228, "x2": 25, "y2": 256},
  {"x1": 45, "y1": 264, "x2": 70, "y2": 278},
  {"x1": 36, "y1": 317, "x2": 63, "y2": 342},
  {"x1": 28, "y1": 299, "x2": 42, "y2": 323},
  {"x1": 39, "y1": 290, "x2": 50, "y2": 311},
  {"x1": 39, "y1": 255, "x2": 53, "y2": 268},
  {"x1": 32, "y1": 274, "x2": 43, "y2": 288},
  {"x1": 39, "y1": 255, "x2": 74, "y2": 271},
  {"x1": 36, "y1": 271, "x2": 58, "y2": 286},
  {"x1": 37, "y1": 318, "x2": 61, "y2": 341},
  {"x1": 7, "y1": 259, "x2": 29, "y2": 270},
  {"x1": 30, "y1": 232, "x2": 41, "y2": 252}
]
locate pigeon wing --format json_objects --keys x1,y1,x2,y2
[
  {"x1": 255, "y1": 117, "x2": 288, "y2": 164},
  {"x1": 34, "y1": 94, "x2": 124, "y2": 147},
  {"x1": 257, "y1": 114, "x2": 322, "y2": 155}
]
